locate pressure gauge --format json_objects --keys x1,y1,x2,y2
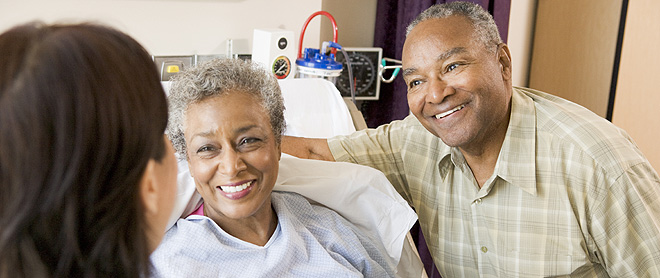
[
  {"x1": 272, "y1": 55, "x2": 291, "y2": 79},
  {"x1": 335, "y1": 47, "x2": 382, "y2": 100},
  {"x1": 252, "y1": 29, "x2": 296, "y2": 80}
]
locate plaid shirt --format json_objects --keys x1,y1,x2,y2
[{"x1": 329, "y1": 87, "x2": 660, "y2": 277}]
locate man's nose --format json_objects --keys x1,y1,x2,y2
[
  {"x1": 426, "y1": 78, "x2": 454, "y2": 103},
  {"x1": 217, "y1": 149, "x2": 247, "y2": 177}
]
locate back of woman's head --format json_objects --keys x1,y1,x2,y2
[{"x1": 0, "y1": 22, "x2": 168, "y2": 277}]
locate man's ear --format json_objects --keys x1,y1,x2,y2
[
  {"x1": 497, "y1": 43, "x2": 512, "y2": 81},
  {"x1": 140, "y1": 160, "x2": 158, "y2": 215}
]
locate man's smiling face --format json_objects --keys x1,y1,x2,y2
[{"x1": 402, "y1": 15, "x2": 512, "y2": 152}]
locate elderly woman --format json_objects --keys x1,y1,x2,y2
[
  {"x1": 150, "y1": 58, "x2": 394, "y2": 277},
  {"x1": 0, "y1": 23, "x2": 177, "y2": 277}
]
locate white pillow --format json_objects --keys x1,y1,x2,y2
[{"x1": 278, "y1": 78, "x2": 356, "y2": 138}]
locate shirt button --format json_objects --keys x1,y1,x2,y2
[
  {"x1": 481, "y1": 246, "x2": 488, "y2": 253},
  {"x1": 475, "y1": 198, "x2": 482, "y2": 205}
]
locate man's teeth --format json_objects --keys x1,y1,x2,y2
[
  {"x1": 435, "y1": 105, "x2": 465, "y2": 119},
  {"x1": 219, "y1": 181, "x2": 253, "y2": 193}
]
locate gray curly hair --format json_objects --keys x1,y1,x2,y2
[
  {"x1": 166, "y1": 58, "x2": 285, "y2": 159},
  {"x1": 406, "y1": 1, "x2": 502, "y2": 52}
]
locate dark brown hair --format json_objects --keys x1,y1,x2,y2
[{"x1": 0, "y1": 22, "x2": 168, "y2": 277}]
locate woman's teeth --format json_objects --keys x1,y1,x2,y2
[
  {"x1": 219, "y1": 181, "x2": 253, "y2": 193},
  {"x1": 435, "y1": 105, "x2": 465, "y2": 119}
]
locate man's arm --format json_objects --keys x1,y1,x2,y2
[
  {"x1": 594, "y1": 163, "x2": 660, "y2": 276},
  {"x1": 281, "y1": 136, "x2": 335, "y2": 161}
]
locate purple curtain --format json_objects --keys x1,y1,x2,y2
[
  {"x1": 365, "y1": 0, "x2": 511, "y2": 128},
  {"x1": 368, "y1": 1, "x2": 511, "y2": 277}
]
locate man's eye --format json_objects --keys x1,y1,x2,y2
[
  {"x1": 408, "y1": 80, "x2": 422, "y2": 88},
  {"x1": 446, "y1": 63, "x2": 459, "y2": 72}
]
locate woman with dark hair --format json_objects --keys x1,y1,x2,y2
[{"x1": 0, "y1": 22, "x2": 177, "y2": 277}]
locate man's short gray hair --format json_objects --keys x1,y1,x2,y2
[
  {"x1": 406, "y1": 1, "x2": 502, "y2": 52},
  {"x1": 166, "y1": 58, "x2": 285, "y2": 159}
]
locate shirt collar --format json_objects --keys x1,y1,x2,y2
[
  {"x1": 437, "y1": 88, "x2": 538, "y2": 196},
  {"x1": 437, "y1": 140, "x2": 454, "y2": 178},
  {"x1": 494, "y1": 87, "x2": 538, "y2": 196}
]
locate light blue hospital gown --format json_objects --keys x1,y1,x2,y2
[{"x1": 150, "y1": 191, "x2": 394, "y2": 277}]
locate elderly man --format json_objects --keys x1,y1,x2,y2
[{"x1": 283, "y1": 1, "x2": 660, "y2": 277}]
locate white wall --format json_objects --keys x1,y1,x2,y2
[
  {"x1": 0, "y1": 0, "x2": 324, "y2": 56},
  {"x1": 1, "y1": 0, "x2": 530, "y2": 75},
  {"x1": 507, "y1": 0, "x2": 537, "y2": 87}
]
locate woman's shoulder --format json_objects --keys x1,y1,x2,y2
[
  {"x1": 271, "y1": 191, "x2": 353, "y2": 229},
  {"x1": 271, "y1": 191, "x2": 323, "y2": 217},
  {"x1": 271, "y1": 191, "x2": 394, "y2": 276},
  {"x1": 271, "y1": 191, "x2": 378, "y2": 248},
  {"x1": 157, "y1": 216, "x2": 220, "y2": 250}
]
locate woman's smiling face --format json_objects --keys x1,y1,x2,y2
[{"x1": 184, "y1": 91, "x2": 280, "y2": 223}]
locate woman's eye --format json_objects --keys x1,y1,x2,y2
[
  {"x1": 196, "y1": 145, "x2": 214, "y2": 153},
  {"x1": 237, "y1": 137, "x2": 263, "y2": 151},
  {"x1": 240, "y1": 137, "x2": 260, "y2": 146}
]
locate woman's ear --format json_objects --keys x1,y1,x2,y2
[
  {"x1": 186, "y1": 158, "x2": 194, "y2": 178},
  {"x1": 140, "y1": 160, "x2": 159, "y2": 215},
  {"x1": 277, "y1": 142, "x2": 282, "y2": 161},
  {"x1": 497, "y1": 43, "x2": 512, "y2": 81},
  {"x1": 139, "y1": 158, "x2": 172, "y2": 253}
]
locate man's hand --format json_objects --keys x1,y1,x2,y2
[{"x1": 281, "y1": 136, "x2": 335, "y2": 161}]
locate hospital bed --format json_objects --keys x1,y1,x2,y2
[{"x1": 165, "y1": 78, "x2": 425, "y2": 278}]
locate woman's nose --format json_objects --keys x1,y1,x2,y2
[{"x1": 217, "y1": 149, "x2": 247, "y2": 177}]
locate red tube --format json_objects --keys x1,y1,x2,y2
[{"x1": 297, "y1": 11, "x2": 338, "y2": 59}]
